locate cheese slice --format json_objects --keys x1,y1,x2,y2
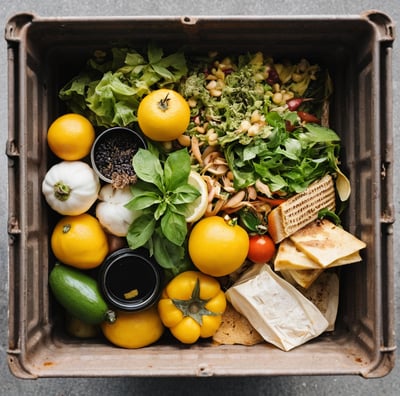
[
  {"x1": 290, "y1": 219, "x2": 366, "y2": 267},
  {"x1": 279, "y1": 268, "x2": 324, "y2": 289},
  {"x1": 274, "y1": 238, "x2": 363, "y2": 271},
  {"x1": 225, "y1": 264, "x2": 329, "y2": 351}
]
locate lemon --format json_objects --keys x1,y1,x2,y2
[{"x1": 185, "y1": 171, "x2": 208, "y2": 223}]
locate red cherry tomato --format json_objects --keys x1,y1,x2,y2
[{"x1": 247, "y1": 234, "x2": 276, "y2": 264}]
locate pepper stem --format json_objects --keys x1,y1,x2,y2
[{"x1": 172, "y1": 278, "x2": 218, "y2": 326}]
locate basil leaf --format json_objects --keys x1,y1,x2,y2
[
  {"x1": 126, "y1": 214, "x2": 156, "y2": 250},
  {"x1": 124, "y1": 191, "x2": 161, "y2": 211},
  {"x1": 132, "y1": 148, "x2": 164, "y2": 191},
  {"x1": 152, "y1": 229, "x2": 185, "y2": 269},
  {"x1": 154, "y1": 200, "x2": 167, "y2": 220},
  {"x1": 129, "y1": 179, "x2": 162, "y2": 196},
  {"x1": 170, "y1": 184, "x2": 200, "y2": 205},
  {"x1": 160, "y1": 208, "x2": 187, "y2": 246},
  {"x1": 164, "y1": 148, "x2": 191, "y2": 191}
]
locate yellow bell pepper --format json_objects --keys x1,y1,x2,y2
[{"x1": 158, "y1": 271, "x2": 227, "y2": 344}]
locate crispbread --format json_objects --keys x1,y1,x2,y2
[
  {"x1": 300, "y1": 271, "x2": 339, "y2": 331},
  {"x1": 212, "y1": 302, "x2": 264, "y2": 346},
  {"x1": 268, "y1": 174, "x2": 336, "y2": 243},
  {"x1": 290, "y1": 219, "x2": 366, "y2": 267}
]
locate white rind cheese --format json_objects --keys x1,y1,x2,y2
[{"x1": 225, "y1": 264, "x2": 329, "y2": 351}]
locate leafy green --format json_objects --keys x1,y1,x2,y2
[
  {"x1": 59, "y1": 43, "x2": 188, "y2": 128},
  {"x1": 125, "y1": 148, "x2": 200, "y2": 271},
  {"x1": 225, "y1": 113, "x2": 341, "y2": 195}
]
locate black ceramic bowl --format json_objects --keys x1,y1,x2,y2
[
  {"x1": 90, "y1": 127, "x2": 147, "y2": 185},
  {"x1": 98, "y1": 248, "x2": 163, "y2": 312}
]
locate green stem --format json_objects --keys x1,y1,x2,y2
[{"x1": 54, "y1": 182, "x2": 71, "y2": 201}]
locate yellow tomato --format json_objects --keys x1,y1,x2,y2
[
  {"x1": 51, "y1": 213, "x2": 109, "y2": 269},
  {"x1": 158, "y1": 271, "x2": 226, "y2": 344},
  {"x1": 137, "y1": 89, "x2": 190, "y2": 141},
  {"x1": 188, "y1": 216, "x2": 249, "y2": 277},
  {"x1": 101, "y1": 307, "x2": 164, "y2": 349},
  {"x1": 47, "y1": 113, "x2": 95, "y2": 160}
]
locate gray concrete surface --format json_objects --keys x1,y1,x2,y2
[{"x1": 0, "y1": 1, "x2": 399, "y2": 395}]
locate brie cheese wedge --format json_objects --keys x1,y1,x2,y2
[{"x1": 225, "y1": 264, "x2": 329, "y2": 351}]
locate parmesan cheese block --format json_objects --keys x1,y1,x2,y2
[
  {"x1": 274, "y1": 238, "x2": 363, "y2": 271},
  {"x1": 225, "y1": 264, "x2": 329, "y2": 351},
  {"x1": 289, "y1": 219, "x2": 366, "y2": 267},
  {"x1": 268, "y1": 174, "x2": 336, "y2": 243}
]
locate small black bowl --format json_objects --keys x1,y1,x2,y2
[
  {"x1": 98, "y1": 248, "x2": 163, "y2": 312},
  {"x1": 90, "y1": 127, "x2": 147, "y2": 184}
]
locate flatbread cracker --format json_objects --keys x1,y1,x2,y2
[
  {"x1": 290, "y1": 219, "x2": 366, "y2": 267},
  {"x1": 212, "y1": 303, "x2": 264, "y2": 346},
  {"x1": 274, "y1": 238, "x2": 363, "y2": 271}
]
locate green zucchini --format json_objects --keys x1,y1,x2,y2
[{"x1": 49, "y1": 262, "x2": 116, "y2": 325}]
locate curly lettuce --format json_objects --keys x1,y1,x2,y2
[{"x1": 59, "y1": 43, "x2": 187, "y2": 128}]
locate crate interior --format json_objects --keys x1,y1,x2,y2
[{"x1": 9, "y1": 16, "x2": 389, "y2": 378}]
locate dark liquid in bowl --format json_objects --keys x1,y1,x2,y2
[{"x1": 106, "y1": 256, "x2": 156, "y2": 303}]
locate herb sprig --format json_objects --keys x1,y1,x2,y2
[{"x1": 125, "y1": 147, "x2": 199, "y2": 274}]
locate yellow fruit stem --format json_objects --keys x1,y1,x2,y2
[
  {"x1": 158, "y1": 93, "x2": 170, "y2": 111},
  {"x1": 62, "y1": 224, "x2": 71, "y2": 234}
]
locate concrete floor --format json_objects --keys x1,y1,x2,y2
[{"x1": 0, "y1": 1, "x2": 399, "y2": 395}]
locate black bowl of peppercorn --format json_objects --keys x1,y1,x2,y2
[{"x1": 90, "y1": 127, "x2": 147, "y2": 188}]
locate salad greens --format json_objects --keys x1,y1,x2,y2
[
  {"x1": 225, "y1": 115, "x2": 341, "y2": 195},
  {"x1": 179, "y1": 52, "x2": 339, "y2": 196},
  {"x1": 125, "y1": 147, "x2": 199, "y2": 275},
  {"x1": 59, "y1": 43, "x2": 187, "y2": 128}
]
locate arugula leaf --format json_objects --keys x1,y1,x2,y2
[
  {"x1": 302, "y1": 123, "x2": 341, "y2": 143},
  {"x1": 225, "y1": 110, "x2": 341, "y2": 195}
]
